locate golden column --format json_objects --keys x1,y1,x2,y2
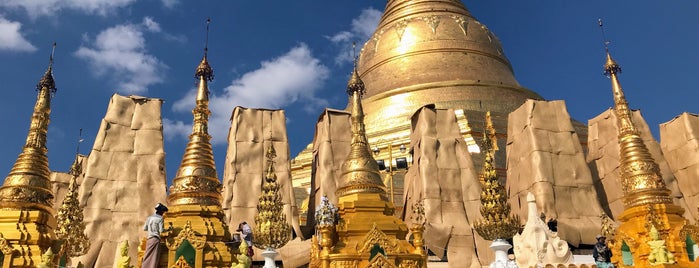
[
  {"x1": 602, "y1": 45, "x2": 699, "y2": 267},
  {"x1": 472, "y1": 112, "x2": 520, "y2": 267},
  {"x1": 159, "y1": 21, "x2": 234, "y2": 267},
  {"x1": 252, "y1": 143, "x2": 291, "y2": 267},
  {"x1": 0, "y1": 44, "x2": 58, "y2": 267},
  {"x1": 310, "y1": 61, "x2": 426, "y2": 267}
]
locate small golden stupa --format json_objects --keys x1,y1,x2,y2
[
  {"x1": 310, "y1": 62, "x2": 426, "y2": 267},
  {"x1": 155, "y1": 22, "x2": 235, "y2": 267},
  {"x1": 602, "y1": 45, "x2": 699, "y2": 267},
  {"x1": 0, "y1": 44, "x2": 58, "y2": 266}
]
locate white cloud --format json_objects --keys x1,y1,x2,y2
[
  {"x1": 328, "y1": 7, "x2": 381, "y2": 65},
  {"x1": 161, "y1": 0, "x2": 179, "y2": 9},
  {"x1": 166, "y1": 44, "x2": 330, "y2": 144},
  {"x1": 162, "y1": 118, "x2": 191, "y2": 141},
  {"x1": 0, "y1": 0, "x2": 135, "y2": 18},
  {"x1": 142, "y1": 17, "x2": 161, "y2": 33},
  {"x1": 0, "y1": 16, "x2": 36, "y2": 52},
  {"x1": 75, "y1": 21, "x2": 166, "y2": 94}
]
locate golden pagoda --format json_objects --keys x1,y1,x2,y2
[
  {"x1": 292, "y1": 0, "x2": 549, "y2": 212},
  {"x1": 310, "y1": 61, "x2": 426, "y2": 267},
  {"x1": 601, "y1": 42, "x2": 699, "y2": 267},
  {"x1": 0, "y1": 44, "x2": 58, "y2": 267},
  {"x1": 156, "y1": 21, "x2": 235, "y2": 267}
]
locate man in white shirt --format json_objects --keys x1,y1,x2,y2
[{"x1": 142, "y1": 203, "x2": 168, "y2": 268}]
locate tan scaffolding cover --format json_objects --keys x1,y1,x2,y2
[
  {"x1": 402, "y1": 106, "x2": 484, "y2": 268},
  {"x1": 587, "y1": 108, "x2": 693, "y2": 221},
  {"x1": 221, "y1": 107, "x2": 302, "y2": 263},
  {"x1": 303, "y1": 108, "x2": 351, "y2": 228},
  {"x1": 76, "y1": 94, "x2": 168, "y2": 267},
  {"x1": 507, "y1": 100, "x2": 603, "y2": 246},
  {"x1": 660, "y1": 112, "x2": 699, "y2": 220}
]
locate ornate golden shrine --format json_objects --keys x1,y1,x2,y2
[
  {"x1": 602, "y1": 49, "x2": 699, "y2": 267},
  {"x1": 0, "y1": 47, "x2": 58, "y2": 267},
  {"x1": 309, "y1": 63, "x2": 427, "y2": 268}
]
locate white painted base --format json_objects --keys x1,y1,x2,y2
[
  {"x1": 261, "y1": 248, "x2": 278, "y2": 268},
  {"x1": 490, "y1": 239, "x2": 518, "y2": 268}
]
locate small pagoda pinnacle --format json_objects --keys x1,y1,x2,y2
[
  {"x1": 335, "y1": 53, "x2": 387, "y2": 198},
  {"x1": 473, "y1": 111, "x2": 519, "y2": 240},
  {"x1": 598, "y1": 19, "x2": 672, "y2": 208},
  {"x1": 55, "y1": 130, "x2": 90, "y2": 258},
  {"x1": 0, "y1": 43, "x2": 58, "y2": 214},
  {"x1": 252, "y1": 141, "x2": 291, "y2": 250},
  {"x1": 168, "y1": 19, "x2": 221, "y2": 206}
]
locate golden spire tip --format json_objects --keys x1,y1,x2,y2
[
  {"x1": 598, "y1": 19, "x2": 621, "y2": 76},
  {"x1": 195, "y1": 18, "x2": 214, "y2": 82},
  {"x1": 38, "y1": 42, "x2": 57, "y2": 92}
]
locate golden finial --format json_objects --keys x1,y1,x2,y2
[
  {"x1": 0, "y1": 43, "x2": 59, "y2": 213},
  {"x1": 473, "y1": 111, "x2": 520, "y2": 240},
  {"x1": 69, "y1": 128, "x2": 84, "y2": 176},
  {"x1": 195, "y1": 18, "x2": 214, "y2": 83},
  {"x1": 38, "y1": 42, "x2": 57, "y2": 93},
  {"x1": 599, "y1": 212, "x2": 616, "y2": 239},
  {"x1": 598, "y1": 19, "x2": 672, "y2": 208},
  {"x1": 347, "y1": 42, "x2": 365, "y2": 97},
  {"x1": 252, "y1": 142, "x2": 291, "y2": 250},
  {"x1": 335, "y1": 52, "x2": 387, "y2": 198},
  {"x1": 55, "y1": 129, "x2": 90, "y2": 257},
  {"x1": 168, "y1": 19, "x2": 221, "y2": 206}
]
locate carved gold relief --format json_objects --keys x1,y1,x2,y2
[
  {"x1": 166, "y1": 221, "x2": 206, "y2": 250},
  {"x1": 357, "y1": 224, "x2": 399, "y2": 255}
]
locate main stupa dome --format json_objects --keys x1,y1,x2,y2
[{"x1": 357, "y1": 0, "x2": 542, "y2": 131}]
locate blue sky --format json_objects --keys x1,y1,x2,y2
[{"x1": 0, "y1": 1, "x2": 697, "y2": 181}]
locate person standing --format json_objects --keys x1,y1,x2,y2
[
  {"x1": 142, "y1": 203, "x2": 168, "y2": 268},
  {"x1": 237, "y1": 222, "x2": 254, "y2": 257},
  {"x1": 593, "y1": 235, "x2": 614, "y2": 268}
]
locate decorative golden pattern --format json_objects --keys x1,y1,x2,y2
[
  {"x1": 166, "y1": 221, "x2": 206, "y2": 250},
  {"x1": 473, "y1": 112, "x2": 520, "y2": 240},
  {"x1": 168, "y1": 52, "x2": 222, "y2": 207},
  {"x1": 172, "y1": 256, "x2": 192, "y2": 268},
  {"x1": 252, "y1": 143, "x2": 292, "y2": 250},
  {"x1": 0, "y1": 234, "x2": 17, "y2": 255},
  {"x1": 55, "y1": 154, "x2": 90, "y2": 257},
  {"x1": 368, "y1": 254, "x2": 395, "y2": 268},
  {"x1": 335, "y1": 61, "x2": 387, "y2": 198},
  {"x1": 0, "y1": 48, "x2": 57, "y2": 214},
  {"x1": 357, "y1": 223, "x2": 400, "y2": 254}
]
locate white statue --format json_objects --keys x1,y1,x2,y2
[{"x1": 513, "y1": 192, "x2": 572, "y2": 267}]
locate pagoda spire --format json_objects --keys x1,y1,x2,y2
[
  {"x1": 335, "y1": 57, "x2": 387, "y2": 198},
  {"x1": 602, "y1": 40, "x2": 672, "y2": 209},
  {"x1": 167, "y1": 18, "x2": 221, "y2": 206},
  {"x1": 0, "y1": 43, "x2": 57, "y2": 214}
]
